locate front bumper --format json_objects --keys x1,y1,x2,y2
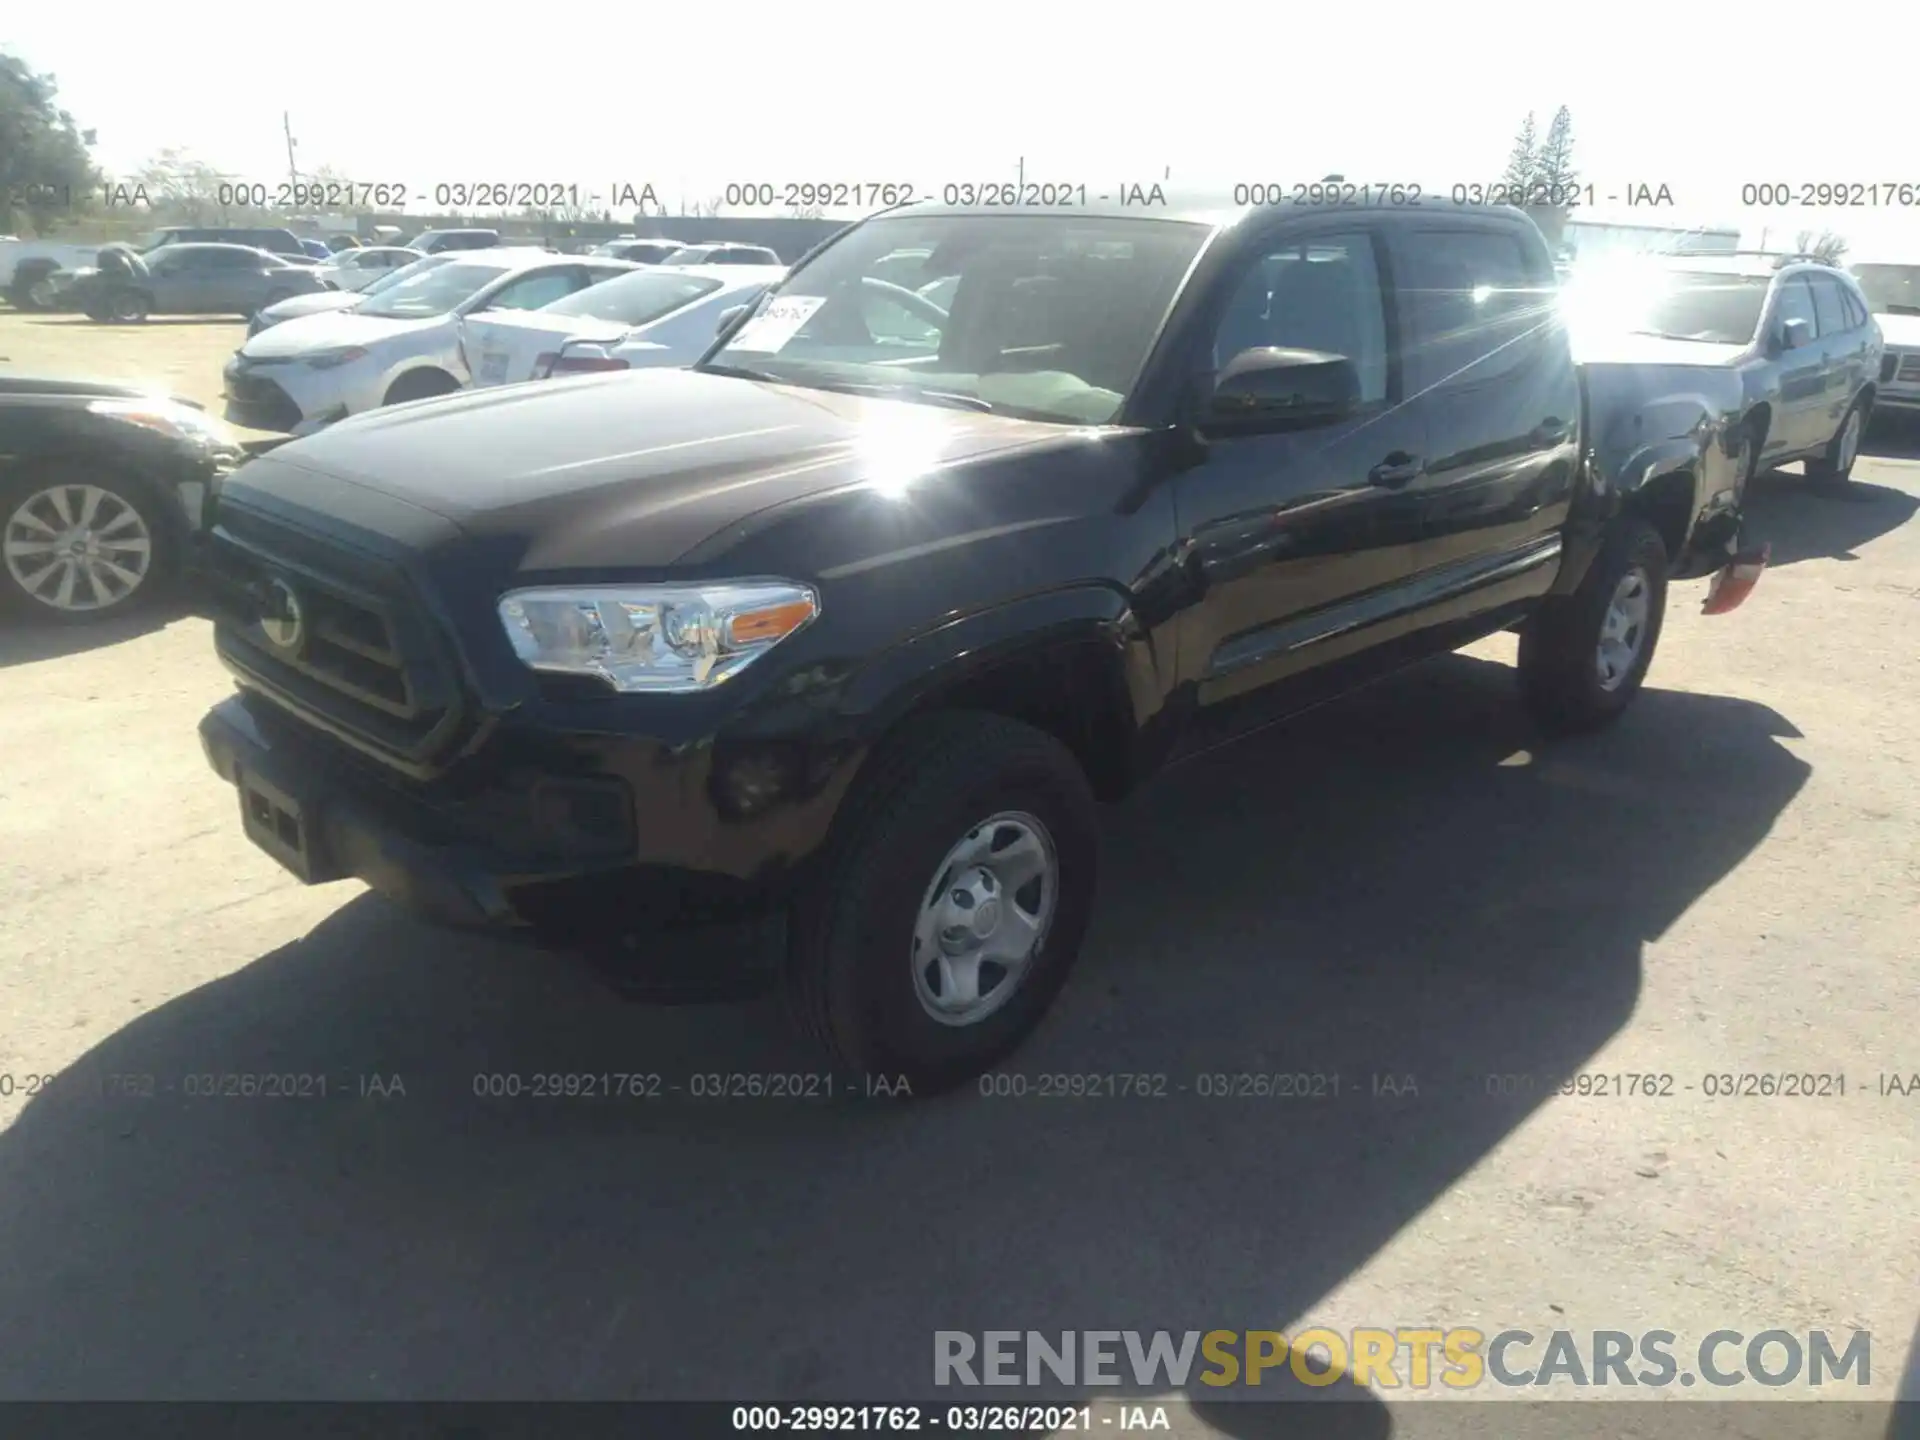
[
  {"x1": 197, "y1": 693, "x2": 807, "y2": 954},
  {"x1": 1877, "y1": 388, "x2": 1920, "y2": 413},
  {"x1": 222, "y1": 354, "x2": 372, "y2": 434}
]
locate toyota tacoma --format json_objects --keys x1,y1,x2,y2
[{"x1": 197, "y1": 196, "x2": 1767, "y2": 1090}]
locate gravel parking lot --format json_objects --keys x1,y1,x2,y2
[{"x1": 1, "y1": 310, "x2": 1916, "y2": 1419}]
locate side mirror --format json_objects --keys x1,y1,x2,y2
[
  {"x1": 1780, "y1": 317, "x2": 1815, "y2": 352},
  {"x1": 1205, "y1": 347, "x2": 1360, "y2": 434}
]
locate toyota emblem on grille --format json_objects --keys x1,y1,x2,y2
[{"x1": 259, "y1": 577, "x2": 306, "y2": 652}]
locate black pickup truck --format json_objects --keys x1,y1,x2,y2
[{"x1": 196, "y1": 197, "x2": 1767, "y2": 1089}]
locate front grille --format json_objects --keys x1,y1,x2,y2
[
  {"x1": 205, "y1": 504, "x2": 467, "y2": 771},
  {"x1": 1897, "y1": 352, "x2": 1920, "y2": 384},
  {"x1": 225, "y1": 369, "x2": 303, "y2": 430},
  {"x1": 1882, "y1": 354, "x2": 1899, "y2": 384}
]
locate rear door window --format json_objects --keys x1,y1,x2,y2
[{"x1": 1809, "y1": 275, "x2": 1851, "y2": 337}]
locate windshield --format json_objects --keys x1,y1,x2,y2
[
  {"x1": 538, "y1": 270, "x2": 723, "y2": 325},
  {"x1": 1852, "y1": 264, "x2": 1920, "y2": 317},
  {"x1": 1565, "y1": 266, "x2": 1771, "y2": 344},
  {"x1": 703, "y1": 213, "x2": 1208, "y2": 424},
  {"x1": 355, "y1": 259, "x2": 511, "y2": 318}
]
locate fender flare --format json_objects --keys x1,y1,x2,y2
[{"x1": 839, "y1": 584, "x2": 1165, "y2": 783}]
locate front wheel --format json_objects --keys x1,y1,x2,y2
[
  {"x1": 1518, "y1": 516, "x2": 1669, "y2": 736},
  {"x1": 787, "y1": 712, "x2": 1100, "y2": 1094},
  {"x1": 1806, "y1": 398, "x2": 1866, "y2": 492},
  {"x1": 106, "y1": 288, "x2": 150, "y2": 323},
  {"x1": 0, "y1": 465, "x2": 176, "y2": 622}
]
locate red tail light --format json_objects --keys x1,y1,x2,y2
[{"x1": 541, "y1": 353, "x2": 630, "y2": 378}]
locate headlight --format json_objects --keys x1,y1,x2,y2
[
  {"x1": 498, "y1": 582, "x2": 818, "y2": 693},
  {"x1": 306, "y1": 345, "x2": 369, "y2": 369},
  {"x1": 86, "y1": 397, "x2": 239, "y2": 450}
]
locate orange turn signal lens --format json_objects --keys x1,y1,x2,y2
[{"x1": 728, "y1": 598, "x2": 817, "y2": 645}]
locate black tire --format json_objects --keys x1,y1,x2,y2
[
  {"x1": 382, "y1": 370, "x2": 460, "y2": 406},
  {"x1": 1518, "y1": 516, "x2": 1669, "y2": 737},
  {"x1": 7, "y1": 261, "x2": 59, "y2": 311},
  {"x1": 106, "y1": 288, "x2": 150, "y2": 323},
  {"x1": 0, "y1": 462, "x2": 179, "y2": 624},
  {"x1": 1806, "y1": 396, "x2": 1868, "y2": 492},
  {"x1": 787, "y1": 711, "x2": 1100, "y2": 1095},
  {"x1": 81, "y1": 303, "x2": 108, "y2": 322}
]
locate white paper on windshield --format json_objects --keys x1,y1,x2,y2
[{"x1": 727, "y1": 295, "x2": 824, "y2": 353}]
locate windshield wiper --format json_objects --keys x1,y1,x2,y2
[
  {"x1": 797, "y1": 378, "x2": 995, "y2": 413},
  {"x1": 700, "y1": 361, "x2": 786, "y2": 384}
]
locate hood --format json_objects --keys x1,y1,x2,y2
[
  {"x1": 224, "y1": 368, "x2": 1082, "y2": 570},
  {"x1": 261, "y1": 290, "x2": 363, "y2": 323},
  {"x1": 1571, "y1": 329, "x2": 1749, "y2": 368},
  {"x1": 241, "y1": 308, "x2": 445, "y2": 358},
  {"x1": 1873, "y1": 311, "x2": 1920, "y2": 348}
]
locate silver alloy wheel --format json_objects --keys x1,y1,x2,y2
[
  {"x1": 4, "y1": 483, "x2": 154, "y2": 613},
  {"x1": 911, "y1": 810, "x2": 1059, "y2": 1027},
  {"x1": 110, "y1": 291, "x2": 144, "y2": 322},
  {"x1": 1595, "y1": 565, "x2": 1651, "y2": 692},
  {"x1": 1837, "y1": 409, "x2": 1861, "y2": 474},
  {"x1": 27, "y1": 276, "x2": 56, "y2": 308}
]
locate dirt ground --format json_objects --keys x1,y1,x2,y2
[{"x1": 1, "y1": 310, "x2": 1916, "y2": 1420}]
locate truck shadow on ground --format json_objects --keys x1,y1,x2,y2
[
  {"x1": 1743, "y1": 468, "x2": 1919, "y2": 568},
  {"x1": 0, "y1": 654, "x2": 1810, "y2": 1417}
]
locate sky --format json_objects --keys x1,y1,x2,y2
[{"x1": 9, "y1": 0, "x2": 1920, "y2": 260}]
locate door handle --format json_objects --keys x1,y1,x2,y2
[
  {"x1": 1368, "y1": 452, "x2": 1423, "y2": 488},
  {"x1": 1531, "y1": 418, "x2": 1573, "y2": 446}
]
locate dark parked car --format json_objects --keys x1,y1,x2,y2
[
  {"x1": 196, "y1": 197, "x2": 1764, "y2": 1089},
  {"x1": 63, "y1": 244, "x2": 331, "y2": 323},
  {"x1": 138, "y1": 226, "x2": 308, "y2": 259},
  {"x1": 1564, "y1": 252, "x2": 1883, "y2": 491},
  {"x1": 0, "y1": 377, "x2": 247, "y2": 621}
]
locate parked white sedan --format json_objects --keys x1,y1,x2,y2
[
  {"x1": 247, "y1": 252, "x2": 465, "y2": 336},
  {"x1": 313, "y1": 245, "x2": 424, "y2": 292},
  {"x1": 222, "y1": 250, "x2": 637, "y2": 433},
  {"x1": 458, "y1": 265, "x2": 786, "y2": 387}
]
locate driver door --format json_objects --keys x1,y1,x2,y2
[
  {"x1": 155, "y1": 249, "x2": 226, "y2": 312},
  {"x1": 1169, "y1": 222, "x2": 1431, "y2": 754},
  {"x1": 1766, "y1": 275, "x2": 1826, "y2": 456}
]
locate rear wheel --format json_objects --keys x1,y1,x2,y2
[
  {"x1": 1806, "y1": 397, "x2": 1866, "y2": 492},
  {"x1": 787, "y1": 712, "x2": 1100, "y2": 1094},
  {"x1": 0, "y1": 465, "x2": 177, "y2": 623},
  {"x1": 1518, "y1": 516, "x2": 1669, "y2": 736}
]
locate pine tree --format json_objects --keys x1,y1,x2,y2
[
  {"x1": 1500, "y1": 113, "x2": 1538, "y2": 193},
  {"x1": 1536, "y1": 107, "x2": 1579, "y2": 197}
]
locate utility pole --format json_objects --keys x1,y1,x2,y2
[{"x1": 282, "y1": 112, "x2": 299, "y2": 187}]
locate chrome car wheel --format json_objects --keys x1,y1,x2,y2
[
  {"x1": 27, "y1": 276, "x2": 57, "y2": 308},
  {"x1": 911, "y1": 811, "x2": 1059, "y2": 1027},
  {"x1": 1595, "y1": 566, "x2": 1650, "y2": 691},
  {"x1": 3, "y1": 482, "x2": 154, "y2": 613}
]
